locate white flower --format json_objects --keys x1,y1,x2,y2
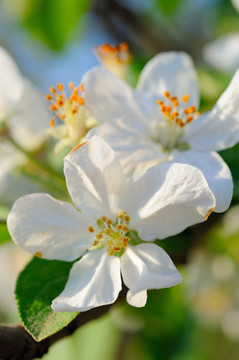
[
  {"x1": 202, "y1": 1, "x2": 239, "y2": 72},
  {"x1": 7, "y1": 136, "x2": 215, "y2": 312},
  {"x1": 0, "y1": 141, "x2": 41, "y2": 206},
  {"x1": 45, "y1": 82, "x2": 97, "y2": 154},
  {"x1": 83, "y1": 52, "x2": 239, "y2": 212},
  {"x1": 93, "y1": 42, "x2": 132, "y2": 79},
  {"x1": 0, "y1": 47, "x2": 50, "y2": 151},
  {"x1": 203, "y1": 33, "x2": 239, "y2": 73}
]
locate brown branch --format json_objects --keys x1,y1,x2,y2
[{"x1": 0, "y1": 287, "x2": 127, "y2": 360}]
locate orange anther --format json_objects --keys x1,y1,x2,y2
[
  {"x1": 57, "y1": 99, "x2": 64, "y2": 106},
  {"x1": 156, "y1": 99, "x2": 164, "y2": 106},
  {"x1": 173, "y1": 100, "x2": 179, "y2": 107},
  {"x1": 185, "y1": 106, "x2": 196, "y2": 114},
  {"x1": 78, "y1": 96, "x2": 85, "y2": 106},
  {"x1": 79, "y1": 83, "x2": 84, "y2": 92},
  {"x1": 45, "y1": 94, "x2": 52, "y2": 101},
  {"x1": 171, "y1": 111, "x2": 179, "y2": 119},
  {"x1": 101, "y1": 43, "x2": 114, "y2": 53},
  {"x1": 49, "y1": 87, "x2": 56, "y2": 93},
  {"x1": 118, "y1": 42, "x2": 129, "y2": 51},
  {"x1": 165, "y1": 106, "x2": 172, "y2": 113},
  {"x1": 182, "y1": 94, "x2": 190, "y2": 102},
  {"x1": 50, "y1": 104, "x2": 58, "y2": 111},
  {"x1": 69, "y1": 82, "x2": 74, "y2": 90},
  {"x1": 186, "y1": 116, "x2": 193, "y2": 123},
  {"x1": 164, "y1": 90, "x2": 170, "y2": 98},
  {"x1": 49, "y1": 119, "x2": 55, "y2": 127},
  {"x1": 57, "y1": 84, "x2": 64, "y2": 92},
  {"x1": 60, "y1": 114, "x2": 66, "y2": 120}
]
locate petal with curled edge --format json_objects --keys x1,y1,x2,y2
[
  {"x1": 7, "y1": 193, "x2": 93, "y2": 261},
  {"x1": 121, "y1": 243, "x2": 182, "y2": 307},
  {"x1": 186, "y1": 70, "x2": 239, "y2": 152},
  {"x1": 64, "y1": 136, "x2": 128, "y2": 219},
  {"x1": 52, "y1": 248, "x2": 122, "y2": 312},
  {"x1": 119, "y1": 163, "x2": 216, "y2": 241},
  {"x1": 137, "y1": 51, "x2": 200, "y2": 109},
  {"x1": 171, "y1": 150, "x2": 233, "y2": 213}
]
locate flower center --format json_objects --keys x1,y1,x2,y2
[
  {"x1": 93, "y1": 42, "x2": 132, "y2": 79},
  {"x1": 45, "y1": 82, "x2": 96, "y2": 142},
  {"x1": 88, "y1": 211, "x2": 131, "y2": 256},
  {"x1": 149, "y1": 90, "x2": 200, "y2": 151}
]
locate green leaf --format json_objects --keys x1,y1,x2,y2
[
  {"x1": 0, "y1": 222, "x2": 11, "y2": 245},
  {"x1": 20, "y1": 0, "x2": 92, "y2": 49},
  {"x1": 15, "y1": 257, "x2": 79, "y2": 341}
]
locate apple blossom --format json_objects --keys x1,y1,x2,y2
[
  {"x1": 0, "y1": 47, "x2": 50, "y2": 151},
  {"x1": 7, "y1": 136, "x2": 215, "y2": 312},
  {"x1": 83, "y1": 51, "x2": 239, "y2": 212}
]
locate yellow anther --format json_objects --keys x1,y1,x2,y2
[
  {"x1": 105, "y1": 228, "x2": 111, "y2": 235},
  {"x1": 118, "y1": 212, "x2": 124, "y2": 219},
  {"x1": 96, "y1": 234, "x2": 103, "y2": 240},
  {"x1": 122, "y1": 225, "x2": 129, "y2": 233},
  {"x1": 107, "y1": 219, "x2": 112, "y2": 226},
  {"x1": 93, "y1": 240, "x2": 99, "y2": 246},
  {"x1": 101, "y1": 216, "x2": 107, "y2": 222},
  {"x1": 34, "y1": 251, "x2": 42, "y2": 258},
  {"x1": 88, "y1": 226, "x2": 95, "y2": 233},
  {"x1": 116, "y1": 224, "x2": 123, "y2": 230},
  {"x1": 124, "y1": 214, "x2": 130, "y2": 222}
]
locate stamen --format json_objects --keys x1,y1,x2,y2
[
  {"x1": 91, "y1": 211, "x2": 131, "y2": 256},
  {"x1": 88, "y1": 226, "x2": 95, "y2": 233}
]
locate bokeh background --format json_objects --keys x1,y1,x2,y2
[{"x1": 1, "y1": 0, "x2": 239, "y2": 359}]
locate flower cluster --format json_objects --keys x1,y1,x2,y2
[{"x1": 5, "y1": 44, "x2": 239, "y2": 313}]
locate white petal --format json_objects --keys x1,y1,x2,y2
[
  {"x1": 120, "y1": 163, "x2": 216, "y2": 240},
  {"x1": 8, "y1": 80, "x2": 50, "y2": 151},
  {"x1": 232, "y1": 0, "x2": 239, "y2": 13},
  {"x1": 86, "y1": 118, "x2": 160, "y2": 179},
  {"x1": 137, "y1": 52, "x2": 200, "y2": 108},
  {"x1": 203, "y1": 33, "x2": 239, "y2": 72},
  {"x1": 121, "y1": 244, "x2": 182, "y2": 307},
  {"x1": 52, "y1": 248, "x2": 122, "y2": 312},
  {"x1": 83, "y1": 67, "x2": 146, "y2": 124},
  {"x1": 7, "y1": 193, "x2": 93, "y2": 261},
  {"x1": 0, "y1": 47, "x2": 24, "y2": 120},
  {"x1": 64, "y1": 136, "x2": 127, "y2": 218},
  {"x1": 187, "y1": 70, "x2": 239, "y2": 151},
  {"x1": 171, "y1": 150, "x2": 233, "y2": 213}
]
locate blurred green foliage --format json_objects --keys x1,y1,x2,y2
[{"x1": 19, "y1": 0, "x2": 92, "y2": 49}]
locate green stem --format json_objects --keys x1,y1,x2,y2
[{"x1": 7, "y1": 135, "x2": 69, "y2": 197}]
